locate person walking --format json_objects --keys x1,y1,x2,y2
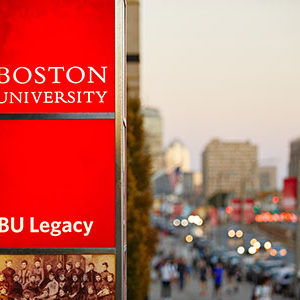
[
  {"x1": 226, "y1": 262, "x2": 237, "y2": 294},
  {"x1": 159, "y1": 259, "x2": 177, "y2": 300},
  {"x1": 177, "y1": 258, "x2": 187, "y2": 291},
  {"x1": 254, "y1": 276, "x2": 273, "y2": 300},
  {"x1": 199, "y1": 259, "x2": 208, "y2": 297},
  {"x1": 212, "y1": 262, "x2": 224, "y2": 300}
]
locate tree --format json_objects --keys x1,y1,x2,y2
[
  {"x1": 127, "y1": 98, "x2": 157, "y2": 300},
  {"x1": 207, "y1": 192, "x2": 229, "y2": 208}
]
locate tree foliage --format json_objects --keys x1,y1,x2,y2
[
  {"x1": 127, "y1": 98, "x2": 157, "y2": 300},
  {"x1": 207, "y1": 192, "x2": 229, "y2": 207}
]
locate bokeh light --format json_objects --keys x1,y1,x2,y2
[
  {"x1": 264, "y1": 241, "x2": 272, "y2": 250},
  {"x1": 236, "y1": 230, "x2": 243, "y2": 238},
  {"x1": 173, "y1": 219, "x2": 180, "y2": 227},
  {"x1": 228, "y1": 229, "x2": 235, "y2": 238},
  {"x1": 185, "y1": 235, "x2": 193, "y2": 243},
  {"x1": 237, "y1": 246, "x2": 245, "y2": 255},
  {"x1": 280, "y1": 248, "x2": 287, "y2": 256},
  {"x1": 181, "y1": 219, "x2": 188, "y2": 227}
]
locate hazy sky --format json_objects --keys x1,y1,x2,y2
[{"x1": 140, "y1": 0, "x2": 300, "y2": 187}]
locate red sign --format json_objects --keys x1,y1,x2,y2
[
  {"x1": 0, "y1": 120, "x2": 115, "y2": 248},
  {"x1": 244, "y1": 199, "x2": 255, "y2": 224},
  {"x1": 231, "y1": 198, "x2": 241, "y2": 222},
  {"x1": 0, "y1": 0, "x2": 126, "y2": 299},
  {"x1": 0, "y1": 0, "x2": 115, "y2": 113},
  {"x1": 282, "y1": 177, "x2": 297, "y2": 211},
  {"x1": 231, "y1": 198, "x2": 254, "y2": 224}
]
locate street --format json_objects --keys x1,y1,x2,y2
[
  {"x1": 149, "y1": 231, "x2": 292, "y2": 300},
  {"x1": 150, "y1": 271, "x2": 289, "y2": 300}
]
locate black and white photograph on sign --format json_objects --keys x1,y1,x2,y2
[{"x1": 0, "y1": 254, "x2": 115, "y2": 300}]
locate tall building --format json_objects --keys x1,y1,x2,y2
[
  {"x1": 127, "y1": 0, "x2": 140, "y2": 100},
  {"x1": 202, "y1": 139, "x2": 258, "y2": 198},
  {"x1": 142, "y1": 107, "x2": 164, "y2": 173},
  {"x1": 289, "y1": 137, "x2": 300, "y2": 177},
  {"x1": 165, "y1": 140, "x2": 191, "y2": 172},
  {"x1": 258, "y1": 166, "x2": 277, "y2": 192}
]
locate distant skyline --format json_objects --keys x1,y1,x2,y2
[{"x1": 140, "y1": 0, "x2": 300, "y2": 188}]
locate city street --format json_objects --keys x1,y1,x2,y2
[
  {"x1": 150, "y1": 275, "x2": 289, "y2": 300},
  {"x1": 149, "y1": 228, "x2": 293, "y2": 300}
]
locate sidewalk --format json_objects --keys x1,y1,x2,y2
[{"x1": 150, "y1": 276, "x2": 289, "y2": 300}]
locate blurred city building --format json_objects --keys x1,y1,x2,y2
[
  {"x1": 289, "y1": 137, "x2": 300, "y2": 177},
  {"x1": 193, "y1": 171, "x2": 203, "y2": 196},
  {"x1": 202, "y1": 139, "x2": 258, "y2": 199},
  {"x1": 142, "y1": 107, "x2": 164, "y2": 173},
  {"x1": 127, "y1": 0, "x2": 140, "y2": 100},
  {"x1": 164, "y1": 140, "x2": 191, "y2": 172},
  {"x1": 152, "y1": 170, "x2": 202, "y2": 206},
  {"x1": 258, "y1": 166, "x2": 277, "y2": 192}
]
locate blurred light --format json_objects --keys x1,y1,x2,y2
[
  {"x1": 254, "y1": 241, "x2": 261, "y2": 249},
  {"x1": 291, "y1": 213, "x2": 297, "y2": 223},
  {"x1": 272, "y1": 196, "x2": 279, "y2": 204},
  {"x1": 181, "y1": 219, "x2": 188, "y2": 227},
  {"x1": 280, "y1": 249, "x2": 287, "y2": 256},
  {"x1": 173, "y1": 219, "x2": 181, "y2": 227},
  {"x1": 226, "y1": 206, "x2": 233, "y2": 214},
  {"x1": 264, "y1": 241, "x2": 272, "y2": 250},
  {"x1": 194, "y1": 227, "x2": 204, "y2": 238},
  {"x1": 237, "y1": 246, "x2": 245, "y2": 255},
  {"x1": 188, "y1": 215, "x2": 195, "y2": 224},
  {"x1": 272, "y1": 214, "x2": 279, "y2": 222},
  {"x1": 270, "y1": 249, "x2": 277, "y2": 256},
  {"x1": 250, "y1": 238, "x2": 257, "y2": 246},
  {"x1": 185, "y1": 235, "x2": 193, "y2": 243},
  {"x1": 194, "y1": 216, "x2": 203, "y2": 226},
  {"x1": 228, "y1": 230, "x2": 235, "y2": 238},
  {"x1": 236, "y1": 230, "x2": 243, "y2": 238},
  {"x1": 248, "y1": 247, "x2": 256, "y2": 255}
]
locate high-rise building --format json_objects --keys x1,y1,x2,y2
[
  {"x1": 258, "y1": 166, "x2": 277, "y2": 192},
  {"x1": 165, "y1": 140, "x2": 191, "y2": 172},
  {"x1": 142, "y1": 107, "x2": 164, "y2": 173},
  {"x1": 202, "y1": 139, "x2": 258, "y2": 198},
  {"x1": 127, "y1": 0, "x2": 140, "y2": 100},
  {"x1": 289, "y1": 137, "x2": 300, "y2": 177}
]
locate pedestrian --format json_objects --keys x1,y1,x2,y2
[
  {"x1": 212, "y1": 262, "x2": 224, "y2": 299},
  {"x1": 253, "y1": 276, "x2": 273, "y2": 300},
  {"x1": 226, "y1": 262, "x2": 237, "y2": 294},
  {"x1": 176, "y1": 258, "x2": 187, "y2": 291},
  {"x1": 199, "y1": 259, "x2": 208, "y2": 297},
  {"x1": 159, "y1": 259, "x2": 177, "y2": 300}
]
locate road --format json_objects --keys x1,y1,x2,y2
[{"x1": 149, "y1": 233, "x2": 290, "y2": 300}]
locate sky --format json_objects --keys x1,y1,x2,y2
[{"x1": 140, "y1": 0, "x2": 300, "y2": 188}]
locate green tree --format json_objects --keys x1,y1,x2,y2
[
  {"x1": 127, "y1": 98, "x2": 157, "y2": 300},
  {"x1": 207, "y1": 192, "x2": 229, "y2": 207}
]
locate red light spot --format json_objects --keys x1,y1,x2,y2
[{"x1": 226, "y1": 206, "x2": 233, "y2": 214}]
